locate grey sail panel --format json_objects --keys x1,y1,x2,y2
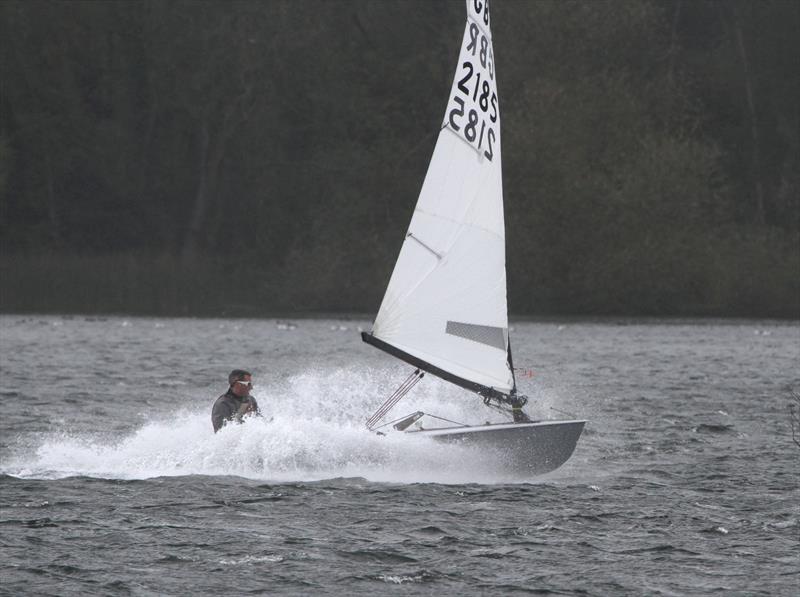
[{"x1": 445, "y1": 321, "x2": 508, "y2": 351}]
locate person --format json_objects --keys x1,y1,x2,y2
[{"x1": 212, "y1": 369, "x2": 261, "y2": 432}]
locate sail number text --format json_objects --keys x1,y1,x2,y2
[
  {"x1": 470, "y1": 0, "x2": 491, "y2": 28},
  {"x1": 446, "y1": 15, "x2": 498, "y2": 161}
]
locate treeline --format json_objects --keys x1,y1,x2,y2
[{"x1": 0, "y1": 0, "x2": 797, "y2": 317}]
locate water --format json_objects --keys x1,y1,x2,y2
[{"x1": 1, "y1": 315, "x2": 798, "y2": 595}]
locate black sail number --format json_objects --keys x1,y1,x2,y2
[
  {"x1": 455, "y1": 61, "x2": 494, "y2": 118},
  {"x1": 449, "y1": 97, "x2": 465, "y2": 131},
  {"x1": 447, "y1": 20, "x2": 498, "y2": 162},
  {"x1": 465, "y1": 22, "x2": 493, "y2": 80},
  {"x1": 484, "y1": 128, "x2": 495, "y2": 161},
  {"x1": 473, "y1": 0, "x2": 490, "y2": 27},
  {"x1": 457, "y1": 62, "x2": 473, "y2": 95}
]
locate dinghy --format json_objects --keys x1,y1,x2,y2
[{"x1": 362, "y1": 0, "x2": 585, "y2": 476}]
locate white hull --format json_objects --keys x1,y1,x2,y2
[{"x1": 407, "y1": 420, "x2": 586, "y2": 476}]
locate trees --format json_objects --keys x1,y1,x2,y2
[
  {"x1": 0, "y1": 0, "x2": 796, "y2": 316},
  {"x1": 497, "y1": 1, "x2": 726, "y2": 313}
]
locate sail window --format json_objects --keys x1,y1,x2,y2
[{"x1": 446, "y1": 321, "x2": 507, "y2": 351}]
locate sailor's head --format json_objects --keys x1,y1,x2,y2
[{"x1": 228, "y1": 369, "x2": 253, "y2": 396}]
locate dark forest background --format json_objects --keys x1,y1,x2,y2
[{"x1": 1, "y1": 0, "x2": 797, "y2": 317}]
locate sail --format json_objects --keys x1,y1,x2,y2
[{"x1": 367, "y1": 0, "x2": 512, "y2": 394}]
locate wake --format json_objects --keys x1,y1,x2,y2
[{"x1": 1, "y1": 365, "x2": 566, "y2": 484}]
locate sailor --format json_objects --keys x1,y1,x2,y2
[{"x1": 212, "y1": 369, "x2": 261, "y2": 432}]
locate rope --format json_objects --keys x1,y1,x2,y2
[
  {"x1": 550, "y1": 406, "x2": 578, "y2": 419},
  {"x1": 482, "y1": 398, "x2": 514, "y2": 419},
  {"x1": 371, "y1": 411, "x2": 469, "y2": 432},
  {"x1": 423, "y1": 413, "x2": 469, "y2": 427},
  {"x1": 366, "y1": 369, "x2": 424, "y2": 430},
  {"x1": 370, "y1": 411, "x2": 422, "y2": 432}
]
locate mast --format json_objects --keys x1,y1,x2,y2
[{"x1": 507, "y1": 335, "x2": 518, "y2": 394}]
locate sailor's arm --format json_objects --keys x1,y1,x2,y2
[{"x1": 212, "y1": 400, "x2": 233, "y2": 432}]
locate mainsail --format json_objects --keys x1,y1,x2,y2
[{"x1": 364, "y1": 0, "x2": 513, "y2": 397}]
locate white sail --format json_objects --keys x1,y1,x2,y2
[{"x1": 370, "y1": 0, "x2": 512, "y2": 394}]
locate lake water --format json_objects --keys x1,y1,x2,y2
[{"x1": 1, "y1": 315, "x2": 798, "y2": 595}]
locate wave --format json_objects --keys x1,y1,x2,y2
[{"x1": 1, "y1": 367, "x2": 569, "y2": 484}]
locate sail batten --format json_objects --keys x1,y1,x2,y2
[{"x1": 368, "y1": 0, "x2": 510, "y2": 394}]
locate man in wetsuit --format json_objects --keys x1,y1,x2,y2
[{"x1": 212, "y1": 369, "x2": 261, "y2": 432}]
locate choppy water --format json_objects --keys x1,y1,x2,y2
[{"x1": 1, "y1": 315, "x2": 798, "y2": 595}]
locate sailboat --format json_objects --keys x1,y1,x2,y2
[{"x1": 361, "y1": 0, "x2": 585, "y2": 476}]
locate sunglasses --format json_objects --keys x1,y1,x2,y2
[{"x1": 235, "y1": 380, "x2": 253, "y2": 388}]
